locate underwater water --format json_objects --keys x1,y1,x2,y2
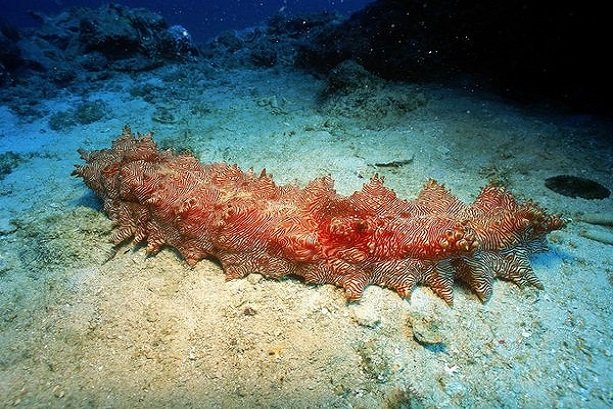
[
  {"x1": 0, "y1": 1, "x2": 611, "y2": 408},
  {"x1": 3, "y1": 0, "x2": 374, "y2": 41}
]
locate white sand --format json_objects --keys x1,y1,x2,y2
[{"x1": 0, "y1": 63, "x2": 611, "y2": 408}]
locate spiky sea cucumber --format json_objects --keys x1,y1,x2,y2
[{"x1": 73, "y1": 126, "x2": 565, "y2": 304}]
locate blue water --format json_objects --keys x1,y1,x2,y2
[{"x1": 3, "y1": 0, "x2": 373, "y2": 41}]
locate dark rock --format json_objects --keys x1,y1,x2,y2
[
  {"x1": 214, "y1": 31, "x2": 244, "y2": 52},
  {"x1": 323, "y1": 60, "x2": 378, "y2": 95},
  {"x1": 78, "y1": 16, "x2": 141, "y2": 59},
  {"x1": 77, "y1": 52, "x2": 109, "y2": 71},
  {"x1": 319, "y1": 60, "x2": 427, "y2": 126},
  {"x1": 296, "y1": 0, "x2": 611, "y2": 114},
  {"x1": 200, "y1": 11, "x2": 340, "y2": 70},
  {"x1": 0, "y1": 63, "x2": 12, "y2": 86},
  {"x1": 545, "y1": 175, "x2": 610, "y2": 200},
  {"x1": 250, "y1": 46, "x2": 277, "y2": 67},
  {"x1": 8, "y1": 3, "x2": 192, "y2": 79},
  {"x1": 0, "y1": 24, "x2": 21, "y2": 42},
  {"x1": 0, "y1": 30, "x2": 23, "y2": 71},
  {"x1": 296, "y1": 0, "x2": 448, "y2": 79},
  {"x1": 76, "y1": 4, "x2": 169, "y2": 61},
  {"x1": 111, "y1": 57, "x2": 164, "y2": 72},
  {"x1": 0, "y1": 3, "x2": 202, "y2": 113},
  {"x1": 47, "y1": 64, "x2": 77, "y2": 85},
  {"x1": 267, "y1": 12, "x2": 337, "y2": 38},
  {"x1": 158, "y1": 25, "x2": 197, "y2": 59}
]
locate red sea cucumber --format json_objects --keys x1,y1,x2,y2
[{"x1": 73, "y1": 126, "x2": 566, "y2": 304}]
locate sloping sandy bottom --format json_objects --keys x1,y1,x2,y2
[{"x1": 0, "y1": 64, "x2": 611, "y2": 408}]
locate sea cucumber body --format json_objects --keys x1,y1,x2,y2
[{"x1": 74, "y1": 127, "x2": 565, "y2": 303}]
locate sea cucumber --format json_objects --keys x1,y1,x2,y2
[{"x1": 73, "y1": 126, "x2": 566, "y2": 304}]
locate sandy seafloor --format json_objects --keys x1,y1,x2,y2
[{"x1": 0, "y1": 62, "x2": 611, "y2": 408}]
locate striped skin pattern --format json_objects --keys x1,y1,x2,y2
[{"x1": 73, "y1": 127, "x2": 565, "y2": 304}]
